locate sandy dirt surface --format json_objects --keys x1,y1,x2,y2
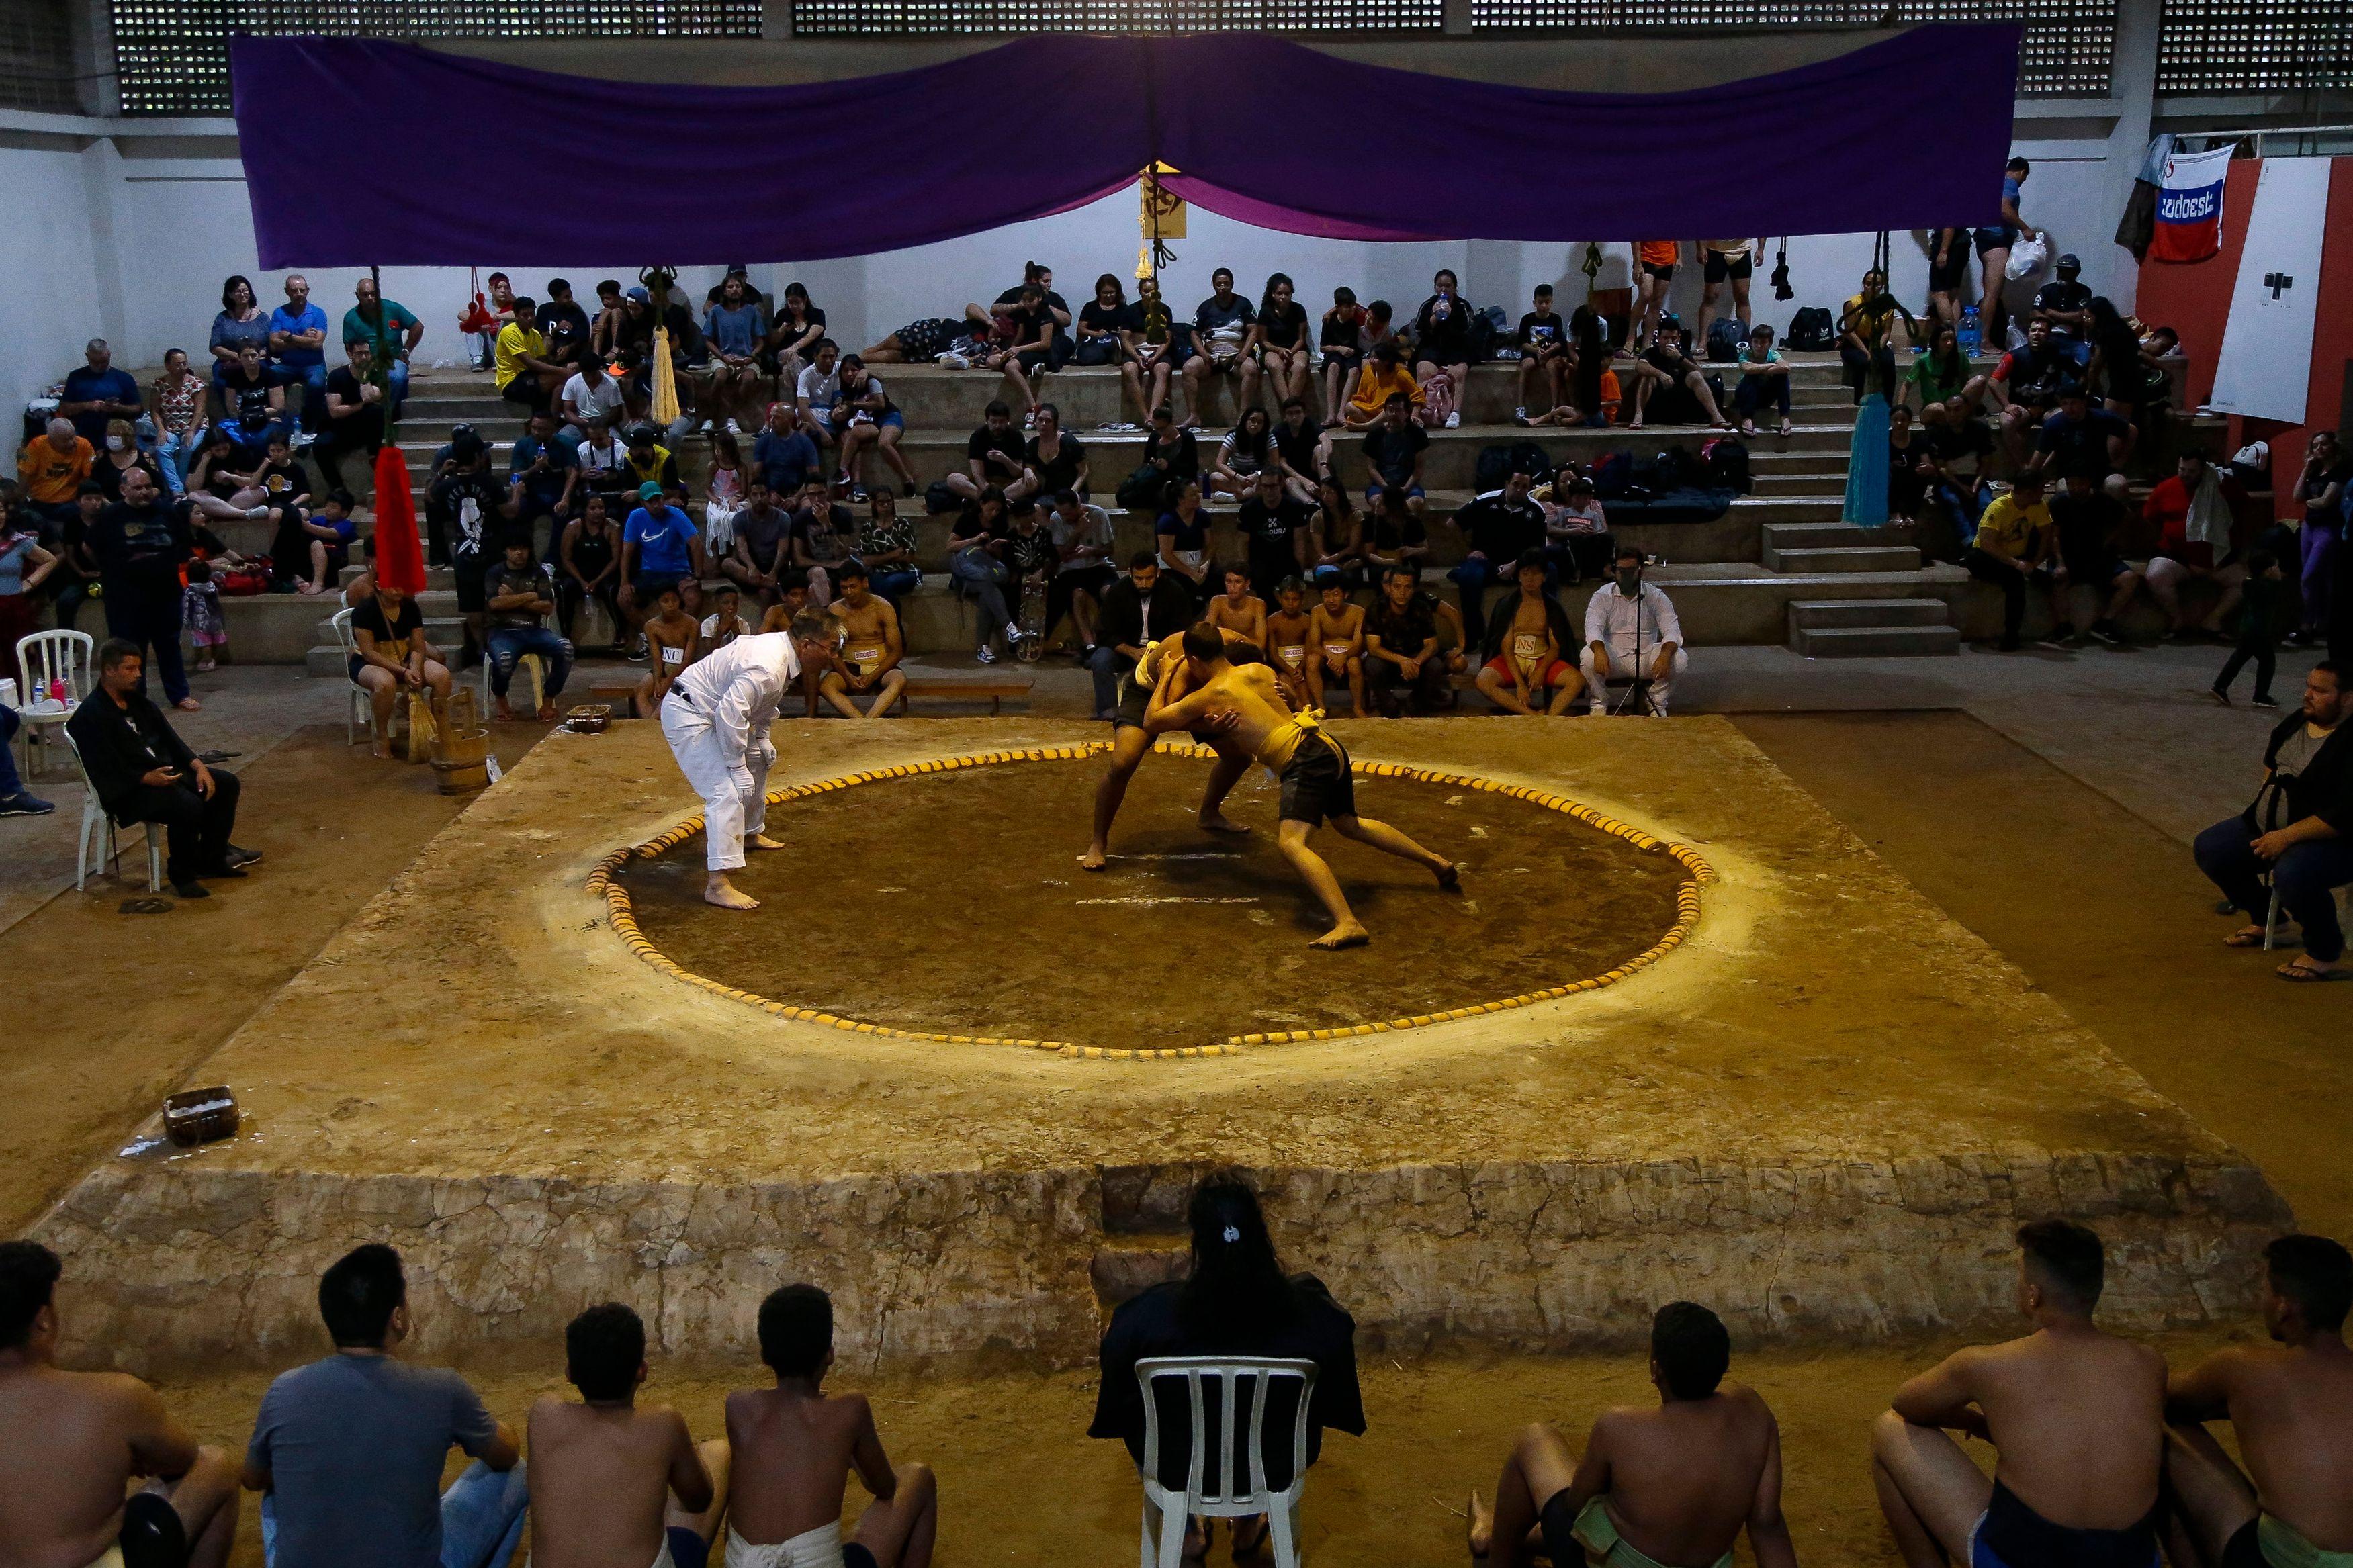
[
  {"x1": 620, "y1": 753, "x2": 1686, "y2": 1052},
  {"x1": 1738, "y1": 709, "x2": 2353, "y2": 1239},
  {"x1": 0, "y1": 724, "x2": 547, "y2": 1235},
  {"x1": 70, "y1": 716, "x2": 2237, "y2": 1184}
]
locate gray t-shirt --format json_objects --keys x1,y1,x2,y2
[
  {"x1": 247, "y1": 1354, "x2": 500, "y2": 1568},
  {"x1": 2275, "y1": 724, "x2": 2325, "y2": 782}
]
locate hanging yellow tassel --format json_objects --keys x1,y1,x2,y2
[{"x1": 651, "y1": 324, "x2": 680, "y2": 428}]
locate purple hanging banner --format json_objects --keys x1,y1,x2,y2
[{"x1": 230, "y1": 26, "x2": 2019, "y2": 267}]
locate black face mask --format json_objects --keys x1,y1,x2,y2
[{"x1": 1615, "y1": 569, "x2": 1642, "y2": 594}]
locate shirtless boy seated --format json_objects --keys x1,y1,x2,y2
[
  {"x1": 635, "y1": 582, "x2": 700, "y2": 714},
  {"x1": 1873, "y1": 1219, "x2": 2166, "y2": 1568},
  {"x1": 1144, "y1": 622, "x2": 1457, "y2": 948},
  {"x1": 819, "y1": 561, "x2": 906, "y2": 720},
  {"x1": 2162, "y1": 1233, "x2": 2353, "y2": 1568},
  {"x1": 1079, "y1": 621, "x2": 1272, "y2": 872},
  {"x1": 0, "y1": 1240, "x2": 240, "y2": 1568},
  {"x1": 1204, "y1": 565, "x2": 1267, "y2": 646},
  {"x1": 528, "y1": 1302, "x2": 728, "y2": 1568},
  {"x1": 1476, "y1": 551, "x2": 1584, "y2": 717},
  {"x1": 1306, "y1": 573, "x2": 1366, "y2": 716},
  {"x1": 724, "y1": 1285, "x2": 936, "y2": 1568},
  {"x1": 1264, "y1": 576, "x2": 1315, "y2": 711},
  {"x1": 1466, "y1": 1301, "x2": 1797, "y2": 1568}
]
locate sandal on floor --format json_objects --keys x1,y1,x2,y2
[{"x1": 2277, "y1": 960, "x2": 2352, "y2": 982}]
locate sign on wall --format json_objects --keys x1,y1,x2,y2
[{"x1": 2207, "y1": 158, "x2": 2329, "y2": 426}]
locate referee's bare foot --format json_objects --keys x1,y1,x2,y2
[
  {"x1": 1198, "y1": 810, "x2": 1251, "y2": 835},
  {"x1": 1310, "y1": 919, "x2": 1370, "y2": 950},
  {"x1": 746, "y1": 833, "x2": 786, "y2": 851},
  {"x1": 703, "y1": 873, "x2": 759, "y2": 910},
  {"x1": 1078, "y1": 841, "x2": 1109, "y2": 871}
]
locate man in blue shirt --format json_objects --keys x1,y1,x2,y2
[
  {"x1": 242, "y1": 1244, "x2": 526, "y2": 1568},
  {"x1": 752, "y1": 402, "x2": 819, "y2": 495},
  {"x1": 621, "y1": 479, "x2": 703, "y2": 624},
  {"x1": 506, "y1": 409, "x2": 581, "y2": 545},
  {"x1": 57, "y1": 339, "x2": 142, "y2": 446},
  {"x1": 268, "y1": 274, "x2": 332, "y2": 437}
]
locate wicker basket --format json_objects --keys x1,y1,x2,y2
[{"x1": 163, "y1": 1087, "x2": 240, "y2": 1147}]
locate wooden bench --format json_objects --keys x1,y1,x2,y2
[
  {"x1": 586, "y1": 676, "x2": 642, "y2": 718},
  {"x1": 899, "y1": 674, "x2": 1034, "y2": 715}
]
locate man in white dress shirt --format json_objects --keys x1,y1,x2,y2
[
  {"x1": 1580, "y1": 545, "x2": 1687, "y2": 716},
  {"x1": 660, "y1": 614, "x2": 840, "y2": 909}
]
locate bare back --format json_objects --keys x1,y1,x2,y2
[
  {"x1": 1966, "y1": 1331, "x2": 2167, "y2": 1528},
  {"x1": 724, "y1": 1386, "x2": 885, "y2": 1547},
  {"x1": 0, "y1": 1366, "x2": 177, "y2": 1568},
  {"x1": 1589, "y1": 1386, "x2": 1779, "y2": 1567},
  {"x1": 525, "y1": 1397, "x2": 700, "y2": 1568},
  {"x1": 2203, "y1": 1344, "x2": 2353, "y2": 1548}
]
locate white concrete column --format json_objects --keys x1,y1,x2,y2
[
  {"x1": 762, "y1": 0, "x2": 793, "y2": 39},
  {"x1": 2099, "y1": 0, "x2": 2162, "y2": 313},
  {"x1": 1443, "y1": 0, "x2": 1474, "y2": 36},
  {"x1": 67, "y1": 0, "x2": 116, "y2": 116},
  {"x1": 78, "y1": 135, "x2": 129, "y2": 351}
]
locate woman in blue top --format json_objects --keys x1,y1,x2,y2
[{"x1": 207, "y1": 276, "x2": 271, "y2": 398}]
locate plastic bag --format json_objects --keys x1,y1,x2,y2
[{"x1": 2004, "y1": 234, "x2": 2049, "y2": 281}]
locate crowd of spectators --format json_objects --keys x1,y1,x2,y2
[{"x1": 4, "y1": 1185, "x2": 2348, "y2": 1568}]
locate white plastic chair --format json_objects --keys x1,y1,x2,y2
[
  {"x1": 60, "y1": 725, "x2": 163, "y2": 893},
  {"x1": 1135, "y1": 1356, "x2": 1317, "y2": 1568},
  {"x1": 14, "y1": 628, "x2": 93, "y2": 778},
  {"x1": 330, "y1": 608, "x2": 371, "y2": 745}
]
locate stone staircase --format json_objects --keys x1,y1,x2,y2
[{"x1": 176, "y1": 349, "x2": 2226, "y2": 666}]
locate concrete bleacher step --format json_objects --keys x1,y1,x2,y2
[
  {"x1": 1786, "y1": 597, "x2": 1959, "y2": 658},
  {"x1": 1789, "y1": 622, "x2": 1962, "y2": 658},
  {"x1": 1759, "y1": 522, "x2": 1919, "y2": 574}
]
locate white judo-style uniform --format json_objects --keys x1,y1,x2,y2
[
  {"x1": 658, "y1": 632, "x2": 801, "y2": 870},
  {"x1": 1580, "y1": 578, "x2": 1687, "y2": 714}
]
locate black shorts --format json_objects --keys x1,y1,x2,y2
[
  {"x1": 1536, "y1": 1489, "x2": 1581, "y2": 1568},
  {"x1": 1703, "y1": 251, "x2": 1752, "y2": 284},
  {"x1": 2061, "y1": 551, "x2": 2127, "y2": 584},
  {"x1": 1278, "y1": 731, "x2": 1355, "y2": 827},
  {"x1": 2219, "y1": 1518, "x2": 2270, "y2": 1568},
  {"x1": 120, "y1": 1490, "x2": 189, "y2": 1568},
  {"x1": 1641, "y1": 263, "x2": 1676, "y2": 283},
  {"x1": 453, "y1": 553, "x2": 489, "y2": 613},
  {"x1": 1113, "y1": 668, "x2": 1152, "y2": 731},
  {"x1": 1928, "y1": 236, "x2": 1973, "y2": 291},
  {"x1": 634, "y1": 572, "x2": 684, "y2": 606}
]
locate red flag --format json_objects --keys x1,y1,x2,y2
[{"x1": 372, "y1": 444, "x2": 426, "y2": 596}]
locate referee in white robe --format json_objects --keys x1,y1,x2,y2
[{"x1": 659, "y1": 613, "x2": 838, "y2": 909}]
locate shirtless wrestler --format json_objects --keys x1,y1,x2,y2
[{"x1": 1143, "y1": 622, "x2": 1458, "y2": 948}]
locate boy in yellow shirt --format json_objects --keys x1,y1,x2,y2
[
  {"x1": 1963, "y1": 471, "x2": 2053, "y2": 651},
  {"x1": 494, "y1": 297, "x2": 568, "y2": 414}
]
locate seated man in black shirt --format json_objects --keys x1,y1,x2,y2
[
  {"x1": 1449, "y1": 469, "x2": 1548, "y2": 656},
  {"x1": 1237, "y1": 468, "x2": 1312, "y2": 606},
  {"x1": 2193, "y1": 661, "x2": 2353, "y2": 982},
  {"x1": 947, "y1": 400, "x2": 1028, "y2": 503},
  {"x1": 2042, "y1": 470, "x2": 2143, "y2": 649},
  {"x1": 313, "y1": 337, "x2": 388, "y2": 494},
  {"x1": 2031, "y1": 254, "x2": 2094, "y2": 343},
  {"x1": 2031, "y1": 386, "x2": 2134, "y2": 505},
  {"x1": 64, "y1": 638, "x2": 254, "y2": 898},
  {"x1": 1364, "y1": 563, "x2": 1450, "y2": 716}
]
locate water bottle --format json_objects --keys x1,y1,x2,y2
[{"x1": 1958, "y1": 306, "x2": 1982, "y2": 357}]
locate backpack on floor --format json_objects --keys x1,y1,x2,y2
[
  {"x1": 924, "y1": 478, "x2": 962, "y2": 515},
  {"x1": 1589, "y1": 450, "x2": 1637, "y2": 499},
  {"x1": 1700, "y1": 436, "x2": 1751, "y2": 494},
  {"x1": 1705, "y1": 318, "x2": 1746, "y2": 363},
  {"x1": 1785, "y1": 307, "x2": 1835, "y2": 351}
]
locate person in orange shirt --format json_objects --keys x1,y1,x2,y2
[
  {"x1": 1343, "y1": 342, "x2": 1423, "y2": 430},
  {"x1": 1634, "y1": 240, "x2": 1681, "y2": 354},
  {"x1": 16, "y1": 418, "x2": 95, "y2": 523}
]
